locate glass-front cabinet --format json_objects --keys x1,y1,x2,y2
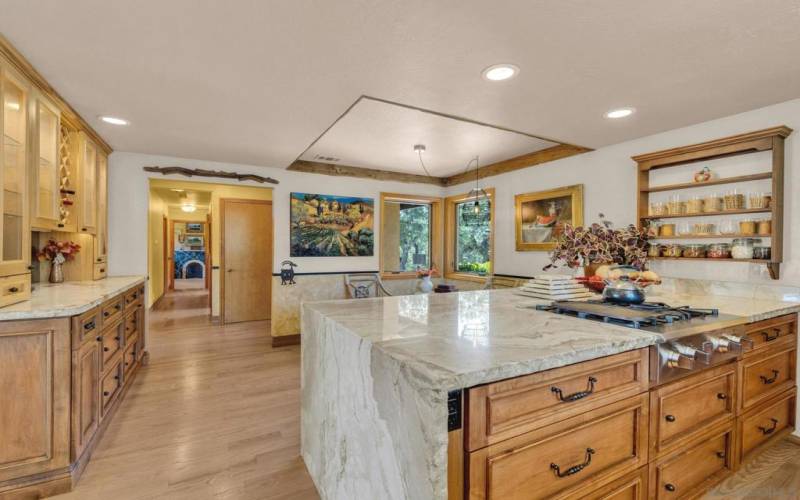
[
  {"x1": 31, "y1": 94, "x2": 61, "y2": 230},
  {"x1": 0, "y1": 63, "x2": 32, "y2": 305},
  {"x1": 77, "y1": 131, "x2": 97, "y2": 234},
  {"x1": 93, "y1": 151, "x2": 108, "y2": 265}
]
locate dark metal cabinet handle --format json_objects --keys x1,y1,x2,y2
[
  {"x1": 551, "y1": 376, "x2": 597, "y2": 402},
  {"x1": 665, "y1": 483, "x2": 676, "y2": 492},
  {"x1": 103, "y1": 391, "x2": 110, "y2": 396},
  {"x1": 114, "y1": 303, "x2": 122, "y2": 311},
  {"x1": 550, "y1": 448, "x2": 594, "y2": 478},
  {"x1": 103, "y1": 347, "x2": 110, "y2": 352},
  {"x1": 760, "y1": 369, "x2": 779, "y2": 384},
  {"x1": 7, "y1": 286, "x2": 19, "y2": 293},
  {"x1": 81, "y1": 227, "x2": 87, "y2": 231},
  {"x1": 665, "y1": 414, "x2": 676, "y2": 422},
  {"x1": 85, "y1": 320, "x2": 96, "y2": 331},
  {"x1": 762, "y1": 329, "x2": 780, "y2": 342},
  {"x1": 759, "y1": 418, "x2": 778, "y2": 435},
  {"x1": 717, "y1": 393, "x2": 728, "y2": 400},
  {"x1": 103, "y1": 311, "x2": 110, "y2": 317},
  {"x1": 716, "y1": 451, "x2": 726, "y2": 459}
]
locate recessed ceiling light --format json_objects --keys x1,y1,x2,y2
[
  {"x1": 605, "y1": 108, "x2": 635, "y2": 119},
  {"x1": 99, "y1": 115, "x2": 129, "y2": 126},
  {"x1": 482, "y1": 63, "x2": 519, "y2": 82}
]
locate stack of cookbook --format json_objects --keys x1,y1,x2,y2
[{"x1": 515, "y1": 274, "x2": 596, "y2": 301}]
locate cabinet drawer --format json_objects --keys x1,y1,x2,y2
[
  {"x1": 648, "y1": 420, "x2": 735, "y2": 500},
  {"x1": 124, "y1": 309, "x2": 139, "y2": 345},
  {"x1": 124, "y1": 286, "x2": 143, "y2": 310},
  {"x1": 738, "y1": 388, "x2": 796, "y2": 462},
  {"x1": 100, "y1": 295, "x2": 123, "y2": 324},
  {"x1": 649, "y1": 363, "x2": 737, "y2": 458},
  {"x1": 744, "y1": 314, "x2": 797, "y2": 356},
  {"x1": 467, "y1": 393, "x2": 649, "y2": 500},
  {"x1": 100, "y1": 358, "x2": 123, "y2": 417},
  {"x1": 739, "y1": 345, "x2": 796, "y2": 412},
  {"x1": 93, "y1": 262, "x2": 107, "y2": 280},
  {"x1": 71, "y1": 306, "x2": 102, "y2": 348},
  {"x1": 123, "y1": 334, "x2": 138, "y2": 379},
  {"x1": 583, "y1": 466, "x2": 648, "y2": 500},
  {"x1": 466, "y1": 348, "x2": 649, "y2": 450},
  {"x1": 99, "y1": 319, "x2": 124, "y2": 372},
  {"x1": 0, "y1": 273, "x2": 31, "y2": 308}
]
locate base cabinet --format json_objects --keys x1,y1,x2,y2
[
  {"x1": 0, "y1": 282, "x2": 145, "y2": 498},
  {"x1": 460, "y1": 313, "x2": 798, "y2": 500}
]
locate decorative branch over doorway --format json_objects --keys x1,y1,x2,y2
[{"x1": 143, "y1": 166, "x2": 279, "y2": 184}]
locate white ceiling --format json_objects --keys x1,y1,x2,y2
[
  {"x1": 151, "y1": 186, "x2": 211, "y2": 209},
  {"x1": 1, "y1": 1, "x2": 799, "y2": 170},
  {"x1": 299, "y1": 98, "x2": 558, "y2": 177}
]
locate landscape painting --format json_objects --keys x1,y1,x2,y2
[
  {"x1": 515, "y1": 184, "x2": 583, "y2": 251},
  {"x1": 290, "y1": 193, "x2": 374, "y2": 257}
]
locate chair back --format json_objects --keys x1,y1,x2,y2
[{"x1": 344, "y1": 273, "x2": 393, "y2": 299}]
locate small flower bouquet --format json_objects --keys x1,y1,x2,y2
[
  {"x1": 416, "y1": 266, "x2": 440, "y2": 279},
  {"x1": 37, "y1": 240, "x2": 81, "y2": 283}
]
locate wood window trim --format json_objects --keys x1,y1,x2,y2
[
  {"x1": 379, "y1": 192, "x2": 443, "y2": 280},
  {"x1": 444, "y1": 188, "x2": 495, "y2": 283}
]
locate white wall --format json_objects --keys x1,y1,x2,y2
[
  {"x1": 108, "y1": 153, "x2": 444, "y2": 278},
  {"x1": 446, "y1": 98, "x2": 800, "y2": 285}
]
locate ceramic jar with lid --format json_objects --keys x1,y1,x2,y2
[
  {"x1": 647, "y1": 243, "x2": 662, "y2": 257},
  {"x1": 753, "y1": 246, "x2": 771, "y2": 260},
  {"x1": 662, "y1": 244, "x2": 683, "y2": 258},
  {"x1": 731, "y1": 238, "x2": 760, "y2": 259}
]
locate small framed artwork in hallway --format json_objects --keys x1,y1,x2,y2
[{"x1": 221, "y1": 198, "x2": 273, "y2": 324}]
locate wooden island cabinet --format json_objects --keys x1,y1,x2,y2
[
  {"x1": 457, "y1": 313, "x2": 798, "y2": 500},
  {"x1": 0, "y1": 281, "x2": 145, "y2": 499}
]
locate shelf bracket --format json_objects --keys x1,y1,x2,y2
[{"x1": 767, "y1": 263, "x2": 780, "y2": 280}]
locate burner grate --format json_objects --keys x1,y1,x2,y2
[{"x1": 536, "y1": 300, "x2": 718, "y2": 329}]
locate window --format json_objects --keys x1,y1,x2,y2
[
  {"x1": 445, "y1": 188, "x2": 494, "y2": 280},
  {"x1": 380, "y1": 193, "x2": 442, "y2": 278}
]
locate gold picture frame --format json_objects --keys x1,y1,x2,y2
[{"x1": 515, "y1": 184, "x2": 584, "y2": 251}]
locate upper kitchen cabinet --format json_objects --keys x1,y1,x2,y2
[
  {"x1": 31, "y1": 93, "x2": 61, "y2": 231},
  {"x1": 0, "y1": 64, "x2": 31, "y2": 281},
  {"x1": 93, "y1": 151, "x2": 108, "y2": 266},
  {"x1": 76, "y1": 131, "x2": 98, "y2": 235}
]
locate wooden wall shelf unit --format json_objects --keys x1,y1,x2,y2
[{"x1": 633, "y1": 126, "x2": 792, "y2": 280}]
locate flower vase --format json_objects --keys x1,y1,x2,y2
[
  {"x1": 419, "y1": 275, "x2": 434, "y2": 293},
  {"x1": 49, "y1": 261, "x2": 64, "y2": 283}
]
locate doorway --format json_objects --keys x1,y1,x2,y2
[
  {"x1": 170, "y1": 219, "x2": 210, "y2": 291},
  {"x1": 220, "y1": 198, "x2": 273, "y2": 324}
]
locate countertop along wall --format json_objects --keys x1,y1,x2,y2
[{"x1": 445, "y1": 98, "x2": 800, "y2": 286}]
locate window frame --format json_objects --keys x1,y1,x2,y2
[
  {"x1": 444, "y1": 188, "x2": 495, "y2": 282},
  {"x1": 379, "y1": 192, "x2": 443, "y2": 280}
]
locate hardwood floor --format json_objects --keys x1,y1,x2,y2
[
  {"x1": 51, "y1": 285, "x2": 800, "y2": 499},
  {"x1": 705, "y1": 438, "x2": 800, "y2": 499},
  {"x1": 55, "y1": 286, "x2": 319, "y2": 500}
]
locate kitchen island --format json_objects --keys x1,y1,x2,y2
[{"x1": 301, "y1": 287, "x2": 800, "y2": 500}]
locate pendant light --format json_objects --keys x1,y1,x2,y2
[{"x1": 464, "y1": 156, "x2": 490, "y2": 222}]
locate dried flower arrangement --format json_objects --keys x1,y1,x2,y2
[
  {"x1": 416, "y1": 266, "x2": 440, "y2": 279},
  {"x1": 544, "y1": 214, "x2": 651, "y2": 270}
]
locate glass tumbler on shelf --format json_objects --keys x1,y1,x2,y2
[
  {"x1": 723, "y1": 189, "x2": 745, "y2": 211},
  {"x1": 703, "y1": 193, "x2": 722, "y2": 213},
  {"x1": 748, "y1": 192, "x2": 769, "y2": 209},
  {"x1": 677, "y1": 222, "x2": 692, "y2": 236},
  {"x1": 649, "y1": 201, "x2": 666, "y2": 216},
  {"x1": 667, "y1": 194, "x2": 685, "y2": 215},
  {"x1": 686, "y1": 196, "x2": 703, "y2": 214},
  {"x1": 719, "y1": 219, "x2": 737, "y2": 235}
]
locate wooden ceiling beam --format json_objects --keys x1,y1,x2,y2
[
  {"x1": 441, "y1": 144, "x2": 592, "y2": 187},
  {"x1": 287, "y1": 160, "x2": 446, "y2": 186}
]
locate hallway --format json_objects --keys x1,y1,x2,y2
[{"x1": 56, "y1": 286, "x2": 318, "y2": 499}]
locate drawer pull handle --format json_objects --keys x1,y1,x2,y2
[
  {"x1": 103, "y1": 311, "x2": 110, "y2": 317},
  {"x1": 103, "y1": 391, "x2": 110, "y2": 396},
  {"x1": 551, "y1": 376, "x2": 597, "y2": 402},
  {"x1": 716, "y1": 451, "x2": 726, "y2": 459},
  {"x1": 665, "y1": 483, "x2": 676, "y2": 492},
  {"x1": 8, "y1": 286, "x2": 19, "y2": 293},
  {"x1": 85, "y1": 320, "x2": 96, "y2": 331},
  {"x1": 665, "y1": 414, "x2": 676, "y2": 422},
  {"x1": 759, "y1": 418, "x2": 778, "y2": 435},
  {"x1": 717, "y1": 393, "x2": 728, "y2": 400},
  {"x1": 760, "y1": 369, "x2": 779, "y2": 385},
  {"x1": 550, "y1": 448, "x2": 594, "y2": 478},
  {"x1": 103, "y1": 347, "x2": 110, "y2": 352},
  {"x1": 761, "y1": 329, "x2": 780, "y2": 342},
  {"x1": 115, "y1": 303, "x2": 122, "y2": 311}
]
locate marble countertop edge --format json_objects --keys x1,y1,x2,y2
[{"x1": 0, "y1": 275, "x2": 146, "y2": 321}]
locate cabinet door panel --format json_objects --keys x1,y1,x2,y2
[
  {"x1": 77, "y1": 133, "x2": 97, "y2": 234},
  {"x1": 33, "y1": 97, "x2": 60, "y2": 228},
  {"x1": 0, "y1": 319, "x2": 70, "y2": 482},
  {"x1": 93, "y1": 151, "x2": 108, "y2": 264},
  {"x1": 72, "y1": 339, "x2": 100, "y2": 458}
]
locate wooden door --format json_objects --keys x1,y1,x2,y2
[
  {"x1": 0, "y1": 318, "x2": 71, "y2": 482},
  {"x1": 221, "y1": 198, "x2": 272, "y2": 324},
  {"x1": 164, "y1": 215, "x2": 173, "y2": 291},
  {"x1": 72, "y1": 339, "x2": 100, "y2": 458}
]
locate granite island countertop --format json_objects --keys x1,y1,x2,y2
[
  {"x1": 303, "y1": 288, "x2": 664, "y2": 391},
  {"x1": 0, "y1": 275, "x2": 146, "y2": 321}
]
